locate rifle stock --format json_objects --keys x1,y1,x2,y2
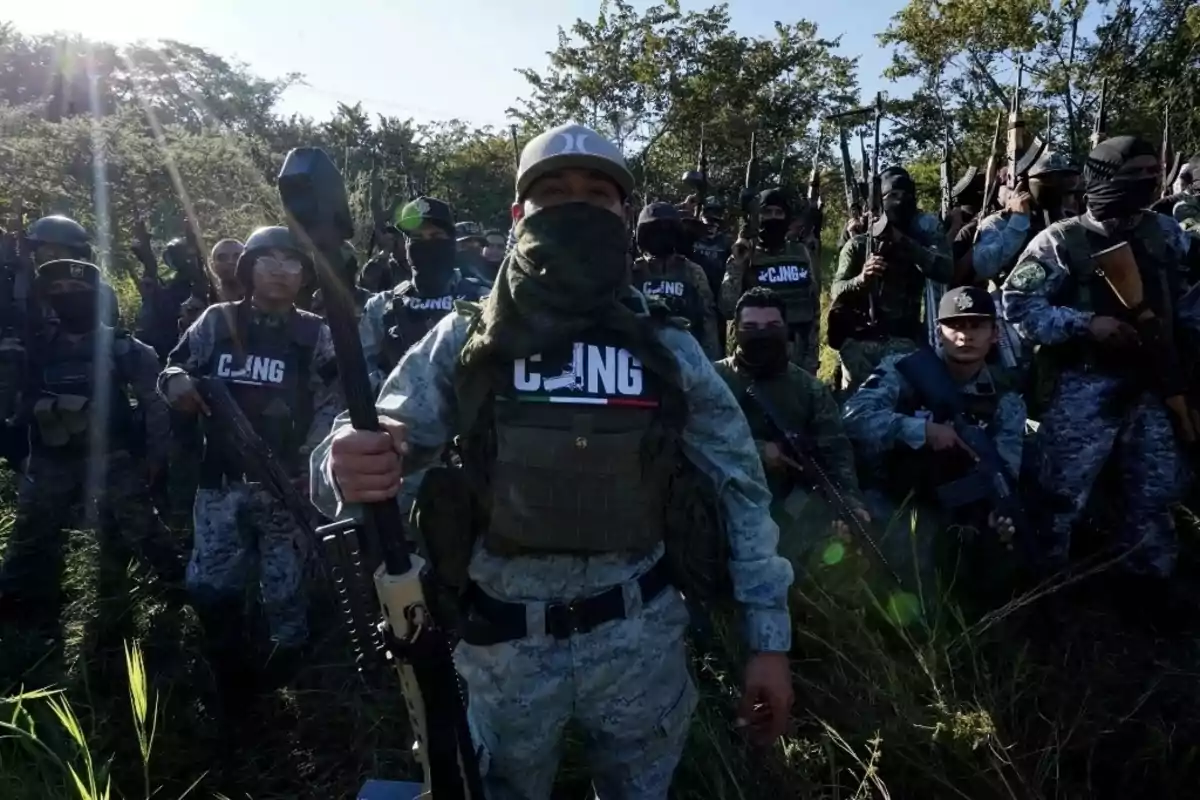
[{"x1": 278, "y1": 146, "x2": 483, "y2": 800}]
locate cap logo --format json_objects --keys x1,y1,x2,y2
[
  {"x1": 70, "y1": 264, "x2": 83, "y2": 278},
  {"x1": 954, "y1": 292, "x2": 974, "y2": 312},
  {"x1": 415, "y1": 198, "x2": 432, "y2": 216},
  {"x1": 557, "y1": 132, "x2": 591, "y2": 155}
]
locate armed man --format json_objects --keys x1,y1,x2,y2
[
  {"x1": 313, "y1": 122, "x2": 794, "y2": 800},
  {"x1": 134, "y1": 235, "x2": 210, "y2": 363},
  {"x1": 359, "y1": 223, "x2": 406, "y2": 293},
  {"x1": 158, "y1": 225, "x2": 342, "y2": 695},
  {"x1": 1002, "y1": 136, "x2": 1191, "y2": 586},
  {"x1": 479, "y1": 228, "x2": 508, "y2": 284},
  {"x1": 0, "y1": 259, "x2": 182, "y2": 625},
  {"x1": 26, "y1": 215, "x2": 120, "y2": 326},
  {"x1": 842, "y1": 286, "x2": 1025, "y2": 596},
  {"x1": 721, "y1": 188, "x2": 821, "y2": 374},
  {"x1": 690, "y1": 197, "x2": 733, "y2": 295},
  {"x1": 358, "y1": 196, "x2": 489, "y2": 391},
  {"x1": 714, "y1": 287, "x2": 867, "y2": 573},
  {"x1": 179, "y1": 238, "x2": 245, "y2": 340},
  {"x1": 829, "y1": 166, "x2": 954, "y2": 391},
  {"x1": 631, "y1": 202, "x2": 721, "y2": 359}
]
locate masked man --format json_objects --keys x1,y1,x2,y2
[
  {"x1": 159, "y1": 226, "x2": 342, "y2": 696},
  {"x1": 829, "y1": 167, "x2": 954, "y2": 391},
  {"x1": 631, "y1": 202, "x2": 720, "y2": 359},
  {"x1": 0, "y1": 260, "x2": 181, "y2": 625},
  {"x1": 358, "y1": 197, "x2": 490, "y2": 392},
  {"x1": 1002, "y1": 136, "x2": 1191, "y2": 584},
  {"x1": 312, "y1": 122, "x2": 794, "y2": 800},
  {"x1": 715, "y1": 287, "x2": 867, "y2": 574},
  {"x1": 721, "y1": 188, "x2": 820, "y2": 373}
]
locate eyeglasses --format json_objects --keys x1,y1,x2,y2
[{"x1": 255, "y1": 255, "x2": 303, "y2": 274}]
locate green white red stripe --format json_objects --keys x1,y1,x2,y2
[{"x1": 503, "y1": 395, "x2": 659, "y2": 408}]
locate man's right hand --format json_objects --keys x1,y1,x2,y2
[
  {"x1": 1087, "y1": 315, "x2": 1139, "y2": 346},
  {"x1": 760, "y1": 441, "x2": 785, "y2": 472},
  {"x1": 164, "y1": 374, "x2": 210, "y2": 416},
  {"x1": 863, "y1": 254, "x2": 887, "y2": 280},
  {"x1": 329, "y1": 418, "x2": 409, "y2": 504},
  {"x1": 1005, "y1": 191, "x2": 1033, "y2": 215},
  {"x1": 925, "y1": 421, "x2": 967, "y2": 452}
]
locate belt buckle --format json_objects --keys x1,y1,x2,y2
[{"x1": 545, "y1": 599, "x2": 586, "y2": 640}]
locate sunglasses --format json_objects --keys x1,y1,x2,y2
[{"x1": 255, "y1": 255, "x2": 304, "y2": 274}]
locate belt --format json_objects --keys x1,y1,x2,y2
[{"x1": 461, "y1": 558, "x2": 673, "y2": 646}]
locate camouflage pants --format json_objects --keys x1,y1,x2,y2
[
  {"x1": 457, "y1": 587, "x2": 697, "y2": 800},
  {"x1": 1036, "y1": 372, "x2": 1187, "y2": 577},
  {"x1": 837, "y1": 336, "x2": 920, "y2": 393},
  {"x1": 189, "y1": 483, "x2": 309, "y2": 647},
  {"x1": 0, "y1": 450, "x2": 182, "y2": 607}
]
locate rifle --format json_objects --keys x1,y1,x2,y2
[
  {"x1": 1005, "y1": 59, "x2": 1044, "y2": 196},
  {"x1": 745, "y1": 384, "x2": 901, "y2": 586},
  {"x1": 893, "y1": 347, "x2": 1031, "y2": 556},
  {"x1": 0, "y1": 205, "x2": 30, "y2": 425},
  {"x1": 738, "y1": 129, "x2": 760, "y2": 241},
  {"x1": 807, "y1": 128, "x2": 824, "y2": 223},
  {"x1": 509, "y1": 125, "x2": 521, "y2": 175},
  {"x1": 1090, "y1": 78, "x2": 1108, "y2": 149},
  {"x1": 979, "y1": 110, "x2": 1005, "y2": 217},
  {"x1": 131, "y1": 213, "x2": 158, "y2": 283},
  {"x1": 1160, "y1": 100, "x2": 1183, "y2": 199},
  {"x1": 837, "y1": 126, "x2": 859, "y2": 213},
  {"x1": 939, "y1": 123, "x2": 953, "y2": 224},
  {"x1": 277, "y1": 146, "x2": 483, "y2": 800},
  {"x1": 183, "y1": 217, "x2": 211, "y2": 302},
  {"x1": 1093, "y1": 241, "x2": 1200, "y2": 446},
  {"x1": 681, "y1": 125, "x2": 709, "y2": 220},
  {"x1": 194, "y1": 377, "x2": 323, "y2": 553},
  {"x1": 858, "y1": 130, "x2": 870, "y2": 209}
]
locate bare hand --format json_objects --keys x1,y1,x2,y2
[
  {"x1": 925, "y1": 421, "x2": 967, "y2": 452},
  {"x1": 731, "y1": 240, "x2": 753, "y2": 263},
  {"x1": 989, "y1": 512, "x2": 1016, "y2": 549},
  {"x1": 761, "y1": 441, "x2": 785, "y2": 471},
  {"x1": 735, "y1": 652, "x2": 794, "y2": 746},
  {"x1": 1087, "y1": 315, "x2": 1139, "y2": 346},
  {"x1": 832, "y1": 507, "x2": 872, "y2": 540},
  {"x1": 165, "y1": 375, "x2": 211, "y2": 417},
  {"x1": 1006, "y1": 191, "x2": 1033, "y2": 215},
  {"x1": 329, "y1": 418, "x2": 409, "y2": 504},
  {"x1": 863, "y1": 255, "x2": 887, "y2": 280}
]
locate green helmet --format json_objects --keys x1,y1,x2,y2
[
  {"x1": 236, "y1": 226, "x2": 310, "y2": 289},
  {"x1": 516, "y1": 123, "x2": 634, "y2": 201},
  {"x1": 26, "y1": 215, "x2": 91, "y2": 261}
]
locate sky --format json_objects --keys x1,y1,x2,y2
[{"x1": 6, "y1": 0, "x2": 915, "y2": 129}]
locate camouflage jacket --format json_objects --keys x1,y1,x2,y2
[
  {"x1": 158, "y1": 303, "x2": 343, "y2": 471},
  {"x1": 719, "y1": 240, "x2": 815, "y2": 321},
  {"x1": 1175, "y1": 195, "x2": 1200, "y2": 238},
  {"x1": 971, "y1": 210, "x2": 1033, "y2": 283},
  {"x1": 841, "y1": 352, "x2": 1026, "y2": 484},
  {"x1": 713, "y1": 358, "x2": 864, "y2": 510},
  {"x1": 310, "y1": 308, "x2": 795, "y2": 653}
]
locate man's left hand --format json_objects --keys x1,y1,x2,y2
[
  {"x1": 988, "y1": 512, "x2": 1015, "y2": 548},
  {"x1": 736, "y1": 652, "x2": 793, "y2": 746}
]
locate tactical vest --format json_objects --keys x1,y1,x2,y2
[
  {"x1": 713, "y1": 360, "x2": 808, "y2": 499},
  {"x1": 632, "y1": 257, "x2": 705, "y2": 343},
  {"x1": 884, "y1": 366, "x2": 1005, "y2": 501},
  {"x1": 745, "y1": 246, "x2": 816, "y2": 323},
  {"x1": 380, "y1": 277, "x2": 487, "y2": 372},
  {"x1": 481, "y1": 334, "x2": 668, "y2": 557},
  {"x1": 30, "y1": 329, "x2": 138, "y2": 454},
  {"x1": 199, "y1": 303, "x2": 320, "y2": 483}
]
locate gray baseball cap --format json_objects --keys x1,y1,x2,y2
[{"x1": 515, "y1": 123, "x2": 635, "y2": 201}]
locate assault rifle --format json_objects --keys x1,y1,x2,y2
[
  {"x1": 893, "y1": 348, "x2": 1031, "y2": 556},
  {"x1": 745, "y1": 384, "x2": 900, "y2": 585},
  {"x1": 131, "y1": 215, "x2": 158, "y2": 283},
  {"x1": 806, "y1": 128, "x2": 825, "y2": 248},
  {"x1": 1160, "y1": 100, "x2": 1184, "y2": 199},
  {"x1": 1091, "y1": 77, "x2": 1108, "y2": 149},
  {"x1": 939, "y1": 124, "x2": 953, "y2": 224},
  {"x1": 738, "y1": 129, "x2": 760, "y2": 242},
  {"x1": 979, "y1": 110, "x2": 1005, "y2": 217},
  {"x1": 194, "y1": 377, "x2": 322, "y2": 551},
  {"x1": 681, "y1": 125, "x2": 709, "y2": 217},
  {"x1": 278, "y1": 146, "x2": 483, "y2": 800},
  {"x1": 836, "y1": 126, "x2": 860, "y2": 214},
  {"x1": 509, "y1": 124, "x2": 521, "y2": 175}
]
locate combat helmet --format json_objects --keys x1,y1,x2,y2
[
  {"x1": 236, "y1": 226, "x2": 311, "y2": 289},
  {"x1": 1028, "y1": 149, "x2": 1079, "y2": 178},
  {"x1": 26, "y1": 215, "x2": 92, "y2": 262}
]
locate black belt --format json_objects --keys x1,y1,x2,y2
[{"x1": 461, "y1": 558, "x2": 673, "y2": 646}]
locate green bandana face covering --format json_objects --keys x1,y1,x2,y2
[{"x1": 509, "y1": 202, "x2": 631, "y2": 315}]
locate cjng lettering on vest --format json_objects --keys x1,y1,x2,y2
[
  {"x1": 643, "y1": 280, "x2": 687, "y2": 297},
  {"x1": 760, "y1": 264, "x2": 808, "y2": 284},
  {"x1": 216, "y1": 352, "x2": 287, "y2": 385},
  {"x1": 514, "y1": 344, "x2": 645, "y2": 396},
  {"x1": 402, "y1": 295, "x2": 455, "y2": 311}
]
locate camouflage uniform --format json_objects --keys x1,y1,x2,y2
[
  {"x1": 0, "y1": 325, "x2": 180, "y2": 615},
  {"x1": 841, "y1": 352, "x2": 1026, "y2": 590},
  {"x1": 631, "y1": 253, "x2": 720, "y2": 359},
  {"x1": 359, "y1": 270, "x2": 489, "y2": 393},
  {"x1": 971, "y1": 211, "x2": 1033, "y2": 370},
  {"x1": 310, "y1": 311, "x2": 792, "y2": 800},
  {"x1": 1175, "y1": 195, "x2": 1200, "y2": 238},
  {"x1": 830, "y1": 212, "x2": 953, "y2": 390},
  {"x1": 1002, "y1": 212, "x2": 1191, "y2": 576},
  {"x1": 160, "y1": 302, "x2": 342, "y2": 647},
  {"x1": 713, "y1": 357, "x2": 863, "y2": 572},
  {"x1": 721, "y1": 241, "x2": 821, "y2": 374}
]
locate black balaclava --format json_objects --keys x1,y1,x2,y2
[
  {"x1": 1084, "y1": 136, "x2": 1159, "y2": 222},
  {"x1": 880, "y1": 167, "x2": 918, "y2": 229},
  {"x1": 735, "y1": 326, "x2": 789, "y2": 377},
  {"x1": 757, "y1": 188, "x2": 791, "y2": 249},
  {"x1": 407, "y1": 237, "x2": 458, "y2": 294}
]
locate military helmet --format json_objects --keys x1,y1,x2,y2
[
  {"x1": 35, "y1": 258, "x2": 101, "y2": 292},
  {"x1": 516, "y1": 123, "x2": 635, "y2": 201},
  {"x1": 26, "y1": 215, "x2": 91, "y2": 260},
  {"x1": 1028, "y1": 149, "x2": 1079, "y2": 178},
  {"x1": 236, "y1": 225, "x2": 311, "y2": 289},
  {"x1": 162, "y1": 236, "x2": 197, "y2": 273}
]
